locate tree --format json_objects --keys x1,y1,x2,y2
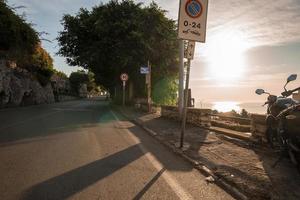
[
  {"x1": 57, "y1": 0, "x2": 178, "y2": 104},
  {"x1": 240, "y1": 109, "x2": 249, "y2": 118},
  {"x1": 69, "y1": 70, "x2": 89, "y2": 94},
  {"x1": 53, "y1": 69, "x2": 68, "y2": 79},
  {"x1": 0, "y1": 1, "x2": 39, "y2": 60},
  {"x1": 0, "y1": 1, "x2": 56, "y2": 86},
  {"x1": 23, "y1": 43, "x2": 55, "y2": 86},
  {"x1": 230, "y1": 109, "x2": 239, "y2": 117},
  {"x1": 152, "y1": 76, "x2": 178, "y2": 105}
]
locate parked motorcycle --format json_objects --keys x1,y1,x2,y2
[{"x1": 255, "y1": 74, "x2": 300, "y2": 170}]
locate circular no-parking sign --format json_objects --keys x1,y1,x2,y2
[
  {"x1": 120, "y1": 73, "x2": 129, "y2": 81},
  {"x1": 185, "y1": 0, "x2": 203, "y2": 19}
]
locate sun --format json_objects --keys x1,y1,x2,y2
[{"x1": 205, "y1": 30, "x2": 252, "y2": 82}]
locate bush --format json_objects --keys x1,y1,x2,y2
[{"x1": 0, "y1": 1, "x2": 39, "y2": 60}]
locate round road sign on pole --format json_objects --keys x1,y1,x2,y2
[
  {"x1": 185, "y1": 0, "x2": 203, "y2": 19},
  {"x1": 120, "y1": 73, "x2": 129, "y2": 81}
]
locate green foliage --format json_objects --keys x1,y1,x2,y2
[
  {"x1": 69, "y1": 70, "x2": 89, "y2": 94},
  {"x1": 0, "y1": 1, "x2": 39, "y2": 60},
  {"x1": 53, "y1": 69, "x2": 68, "y2": 79},
  {"x1": 86, "y1": 71, "x2": 97, "y2": 92},
  {"x1": 0, "y1": 1, "x2": 56, "y2": 86},
  {"x1": 69, "y1": 70, "x2": 98, "y2": 95},
  {"x1": 152, "y1": 77, "x2": 178, "y2": 106},
  {"x1": 58, "y1": 0, "x2": 178, "y2": 101},
  {"x1": 24, "y1": 44, "x2": 54, "y2": 86}
]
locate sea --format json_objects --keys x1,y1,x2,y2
[{"x1": 195, "y1": 101, "x2": 267, "y2": 115}]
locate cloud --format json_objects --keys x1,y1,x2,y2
[
  {"x1": 207, "y1": 0, "x2": 300, "y2": 46},
  {"x1": 151, "y1": 0, "x2": 300, "y2": 46}
]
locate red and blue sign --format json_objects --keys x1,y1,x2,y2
[{"x1": 185, "y1": 0, "x2": 203, "y2": 18}]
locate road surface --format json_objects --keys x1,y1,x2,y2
[{"x1": 0, "y1": 98, "x2": 233, "y2": 200}]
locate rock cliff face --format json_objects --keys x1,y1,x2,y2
[{"x1": 0, "y1": 60, "x2": 55, "y2": 108}]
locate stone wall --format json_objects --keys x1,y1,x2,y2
[
  {"x1": 0, "y1": 60, "x2": 55, "y2": 108},
  {"x1": 137, "y1": 103, "x2": 269, "y2": 143},
  {"x1": 251, "y1": 114, "x2": 267, "y2": 142},
  {"x1": 186, "y1": 108, "x2": 212, "y2": 127},
  {"x1": 161, "y1": 105, "x2": 211, "y2": 127}
]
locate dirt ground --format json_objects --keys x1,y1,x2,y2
[{"x1": 120, "y1": 107, "x2": 300, "y2": 200}]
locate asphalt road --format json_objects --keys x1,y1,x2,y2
[{"x1": 0, "y1": 99, "x2": 234, "y2": 200}]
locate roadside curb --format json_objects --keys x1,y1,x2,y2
[{"x1": 116, "y1": 108, "x2": 248, "y2": 200}]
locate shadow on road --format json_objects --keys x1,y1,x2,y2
[
  {"x1": 0, "y1": 99, "x2": 112, "y2": 144},
  {"x1": 132, "y1": 168, "x2": 166, "y2": 200},
  {"x1": 23, "y1": 144, "x2": 144, "y2": 200}
]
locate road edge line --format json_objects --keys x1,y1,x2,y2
[{"x1": 114, "y1": 107, "x2": 249, "y2": 200}]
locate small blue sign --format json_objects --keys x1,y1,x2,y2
[
  {"x1": 140, "y1": 66, "x2": 149, "y2": 74},
  {"x1": 185, "y1": 0, "x2": 203, "y2": 18}
]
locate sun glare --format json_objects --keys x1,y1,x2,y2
[
  {"x1": 213, "y1": 101, "x2": 241, "y2": 113},
  {"x1": 205, "y1": 30, "x2": 252, "y2": 82}
]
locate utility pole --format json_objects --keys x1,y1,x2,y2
[
  {"x1": 178, "y1": 40, "x2": 184, "y2": 118},
  {"x1": 147, "y1": 61, "x2": 152, "y2": 113},
  {"x1": 180, "y1": 58, "x2": 191, "y2": 148}
]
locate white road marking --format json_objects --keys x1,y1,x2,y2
[{"x1": 110, "y1": 110, "x2": 194, "y2": 200}]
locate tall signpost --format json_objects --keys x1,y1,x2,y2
[
  {"x1": 120, "y1": 73, "x2": 129, "y2": 106},
  {"x1": 178, "y1": 0, "x2": 208, "y2": 148},
  {"x1": 178, "y1": 40, "x2": 184, "y2": 117},
  {"x1": 140, "y1": 62, "x2": 152, "y2": 113}
]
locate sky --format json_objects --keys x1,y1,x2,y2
[{"x1": 8, "y1": 0, "x2": 300, "y2": 105}]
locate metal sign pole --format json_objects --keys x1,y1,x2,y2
[
  {"x1": 178, "y1": 40, "x2": 184, "y2": 118},
  {"x1": 147, "y1": 60, "x2": 152, "y2": 113},
  {"x1": 177, "y1": 0, "x2": 208, "y2": 148},
  {"x1": 122, "y1": 81, "x2": 125, "y2": 106},
  {"x1": 180, "y1": 58, "x2": 191, "y2": 148}
]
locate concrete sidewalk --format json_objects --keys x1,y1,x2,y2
[{"x1": 116, "y1": 106, "x2": 300, "y2": 200}]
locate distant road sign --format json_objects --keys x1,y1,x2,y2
[
  {"x1": 140, "y1": 66, "x2": 149, "y2": 74},
  {"x1": 178, "y1": 0, "x2": 208, "y2": 42},
  {"x1": 120, "y1": 73, "x2": 129, "y2": 81}
]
